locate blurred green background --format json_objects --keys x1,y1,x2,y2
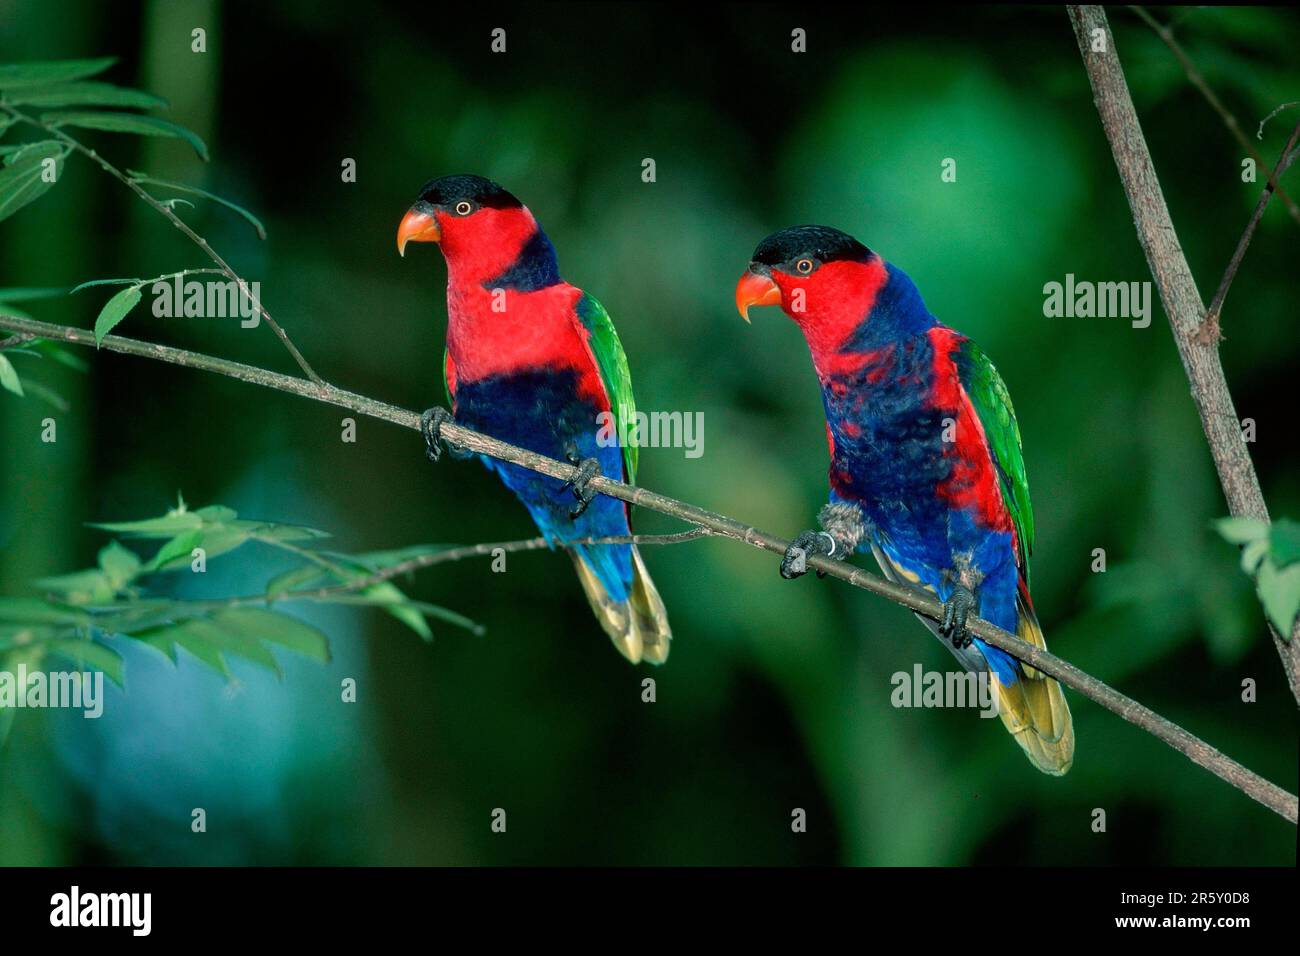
[{"x1": 1, "y1": 1, "x2": 1296, "y2": 865}]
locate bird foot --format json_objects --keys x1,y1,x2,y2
[
  {"x1": 940, "y1": 584, "x2": 978, "y2": 649},
  {"x1": 780, "y1": 530, "x2": 839, "y2": 579},
  {"x1": 420, "y1": 406, "x2": 469, "y2": 463},
  {"x1": 562, "y1": 446, "x2": 601, "y2": 519}
]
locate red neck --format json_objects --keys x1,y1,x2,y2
[{"x1": 775, "y1": 258, "x2": 890, "y2": 380}]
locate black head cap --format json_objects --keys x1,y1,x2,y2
[
  {"x1": 413, "y1": 174, "x2": 522, "y2": 212},
  {"x1": 751, "y1": 225, "x2": 873, "y2": 269}
]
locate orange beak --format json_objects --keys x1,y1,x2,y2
[
  {"x1": 396, "y1": 207, "x2": 441, "y2": 256},
  {"x1": 734, "y1": 269, "x2": 782, "y2": 323}
]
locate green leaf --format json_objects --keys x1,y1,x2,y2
[
  {"x1": 254, "y1": 522, "x2": 331, "y2": 543},
  {"x1": 137, "y1": 618, "x2": 230, "y2": 677},
  {"x1": 97, "y1": 540, "x2": 141, "y2": 590},
  {"x1": 1269, "y1": 518, "x2": 1300, "y2": 567},
  {"x1": 91, "y1": 509, "x2": 203, "y2": 537},
  {"x1": 194, "y1": 504, "x2": 238, "y2": 524},
  {"x1": 49, "y1": 638, "x2": 125, "y2": 687},
  {"x1": 2, "y1": 140, "x2": 63, "y2": 167},
  {"x1": 1257, "y1": 561, "x2": 1300, "y2": 639},
  {"x1": 341, "y1": 544, "x2": 452, "y2": 570},
  {"x1": 91, "y1": 598, "x2": 194, "y2": 635},
  {"x1": 0, "y1": 140, "x2": 64, "y2": 222},
  {"x1": 92, "y1": 285, "x2": 142, "y2": 345},
  {"x1": 126, "y1": 173, "x2": 266, "y2": 239},
  {"x1": 215, "y1": 608, "x2": 330, "y2": 664},
  {"x1": 141, "y1": 529, "x2": 204, "y2": 572},
  {"x1": 0, "y1": 353, "x2": 23, "y2": 396},
  {"x1": 32, "y1": 568, "x2": 114, "y2": 604},
  {"x1": 136, "y1": 609, "x2": 330, "y2": 679},
  {"x1": 0, "y1": 58, "x2": 117, "y2": 90},
  {"x1": 1241, "y1": 538, "x2": 1269, "y2": 575},
  {"x1": 70, "y1": 276, "x2": 143, "y2": 294},
  {"x1": 43, "y1": 111, "x2": 208, "y2": 161},
  {"x1": 4, "y1": 81, "x2": 166, "y2": 110},
  {"x1": 1213, "y1": 516, "x2": 1268, "y2": 545},
  {"x1": 265, "y1": 565, "x2": 326, "y2": 596},
  {"x1": 0, "y1": 287, "x2": 67, "y2": 303},
  {"x1": 0, "y1": 597, "x2": 90, "y2": 625},
  {"x1": 364, "y1": 581, "x2": 432, "y2": 641},
  {"x1": 31, "y1": 339, "x2": 89, "y2": 372}
]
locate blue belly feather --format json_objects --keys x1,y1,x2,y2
[{"x1": 453, "y1": 368, "x2": 634, "y2": 602}]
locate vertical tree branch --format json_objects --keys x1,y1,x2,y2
[{"x1": 1067, "y1": 6, "x2": 1300, "y2": 704}]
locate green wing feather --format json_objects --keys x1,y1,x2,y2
[
  {"x1": 576, "y1": 293, "x2": 638, "y2": 483},
  {"x1": 956, "y1": 339, "x2": 1035, "y2": 585},
  {"x1": 442, "y1": 348, "x2": 454, "y2": 408}
]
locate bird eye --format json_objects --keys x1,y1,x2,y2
[
  {"x1": 795, "y1": 258, "x2": 814, "y2": 274},
  {"x1": 454, "y1": 201, "x2": 474, "y2": 216}
]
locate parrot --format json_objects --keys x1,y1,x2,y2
[
  {"x1": 397, "y1": 174, "x2": 671, "y2": 664},
  {"x1": 734, "y1": 224, "x2": 1073, "y2": 774}
]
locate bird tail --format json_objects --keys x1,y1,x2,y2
[
  {"x1": 570, "y1": 546, "x2": 672, "y2": 665},
  {"x1": 993, "y1": 587, "x2": 1074, "y2": 775}
]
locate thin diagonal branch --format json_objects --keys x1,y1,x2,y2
[
  {"x1": 1129, "y1": 6, "x2": 1300, "y2": 226},
  {"x1": 1068, "y1": 5, "x2": 1300, "y2": 707},
  {"x1": 0, "y1": 333, "x2": 36, "y2": 350},
  {"x1": 0, "y1": 311, "x2": 1294, "y2": 824},
  {"x1": 0, "y1": 103, "x2": 325, "y2": 388},
  {"x1": 1198, "y1": 116, "x2": 1300, "y2": 344}
]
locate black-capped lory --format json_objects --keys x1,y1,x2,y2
[
  {"x1": 735, "y1": 225, "x2": 1073, "y2": 774},
  {"x1": 398, "y1": 175, "x2": 670, "y2": 664}
]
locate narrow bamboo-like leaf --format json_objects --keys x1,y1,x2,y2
[
  {"x1": 70, "y1": 276, "x2": 142, "y2": 294},
  {"x1": 342, "y1": 544, "x2": 454, "y2": 569},
  {"x1": 4, "y1": 81, "x2": 166, "y2": 109},
  {"x1": 16, "y1": 379, "x2": 68, "y2": 411},
  {"x1": 92, "y1": 598, "x2": 195, "y2": 635},
  {"x1": 1241, "y1": 538, "x2": 1269, "y2": 576},
  {"x1": 97, "y1": 540, "x2": 141, "y2": 590},
  {"x1": 194, "y1": 504, "x2": 237, "y2": 524},
  {"x1": 1269, "y1": 518, "x2": 1300, "y2": 567},
  {"x1": 2, "y1": 140, "x2": 63, "y2": 167},
  {"x1": 364, "y1": 581, "x2": 432, "y2": 641},
  {"x1": 0, "y1": 354, "x2": 22, "y2": 396},
  {"x1": 214, "y1": 608, "x2": 330, "y2": 664},
  {"x1": 42, "y1": 111, "x2": 208, "y2": 161},
  {"x1": 31, "y1": 339, "x2": 89, "y2": 372},
  {"x1": 92, "y1": 285, "x2": 142, "y2": 345},
  {"x1": 0, "y1": 287, "x2": 67, "y2": 302},
  {"x1": 1213, "y1": 516, "x2": 1268, "y2": 545},
  {"x1": 137, "y1": 619, "x2": 231, "y2": 678},
  {"x1": 255, "y1": 522, "x2": 331, "y2": 543},
  {"x1": 32, "y1": 568, "x2": 114, "y2": 604},
  {"x1": 0, "y1": 58, "x2": 117, "y2": 90},
  {"x1": 0, "y1": 141, "x2": 63, "y2": 222},
  {"x1": 128, "y1": 173, "x2": 266, "y2": 239},
  {"x1": 91, "y1": 509, "x2": 202, "y2": 536},
  {"x1": 141, "y1": 529, "x2": 204, "y2": 572},
  {"x1": 266, "y1": 565, "x2": 327, "y2": 596},
  {"x1": 1257, "y1": 561, "x2": 1300, "y2": 639},
  {"x1": 0, "y1": 597, "x2": 91, "y2": 625},
  {"x1": 49, "y1": 638, "x2": 125, "y2": 688}
]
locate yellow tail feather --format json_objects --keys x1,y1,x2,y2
[
  {"x1": 994, "y1": 595, "x2": 1074, "y2": 775},
  {"x1": 570, "y1": 546, "x2": 672, "y2": 665}
]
